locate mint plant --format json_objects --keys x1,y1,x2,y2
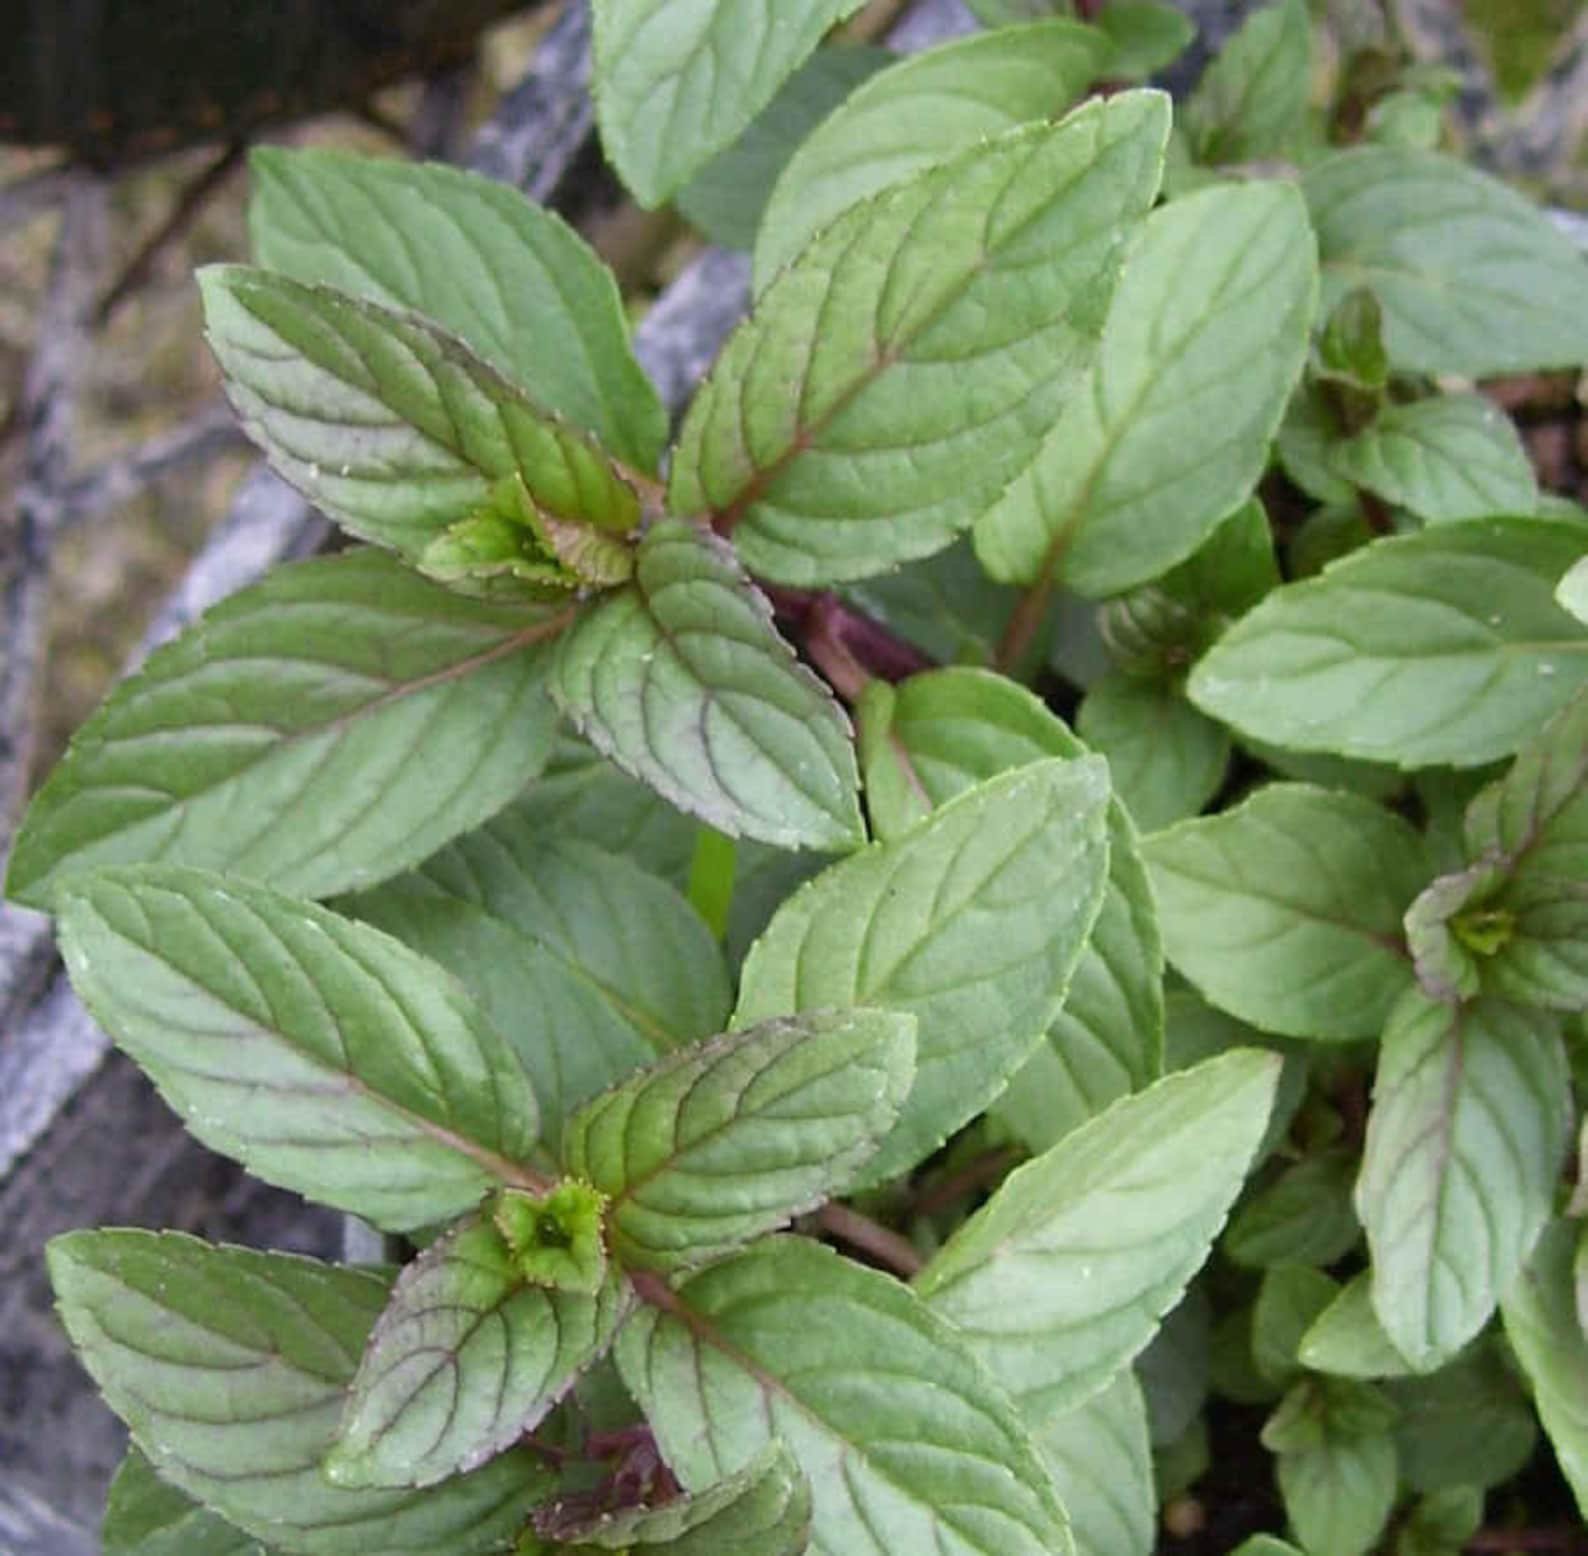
[{"x1": 13, "y1": 2, "x2": 1588, "y2": 1551}]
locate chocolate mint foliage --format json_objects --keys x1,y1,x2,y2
[{"x1": 16, "y1": 3, "x2": 1588, "y2": 1552}]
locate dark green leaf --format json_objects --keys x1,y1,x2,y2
[
  {"x1": 104, "y1": 1450, "x2": 275, "y2": 1556},
  {"x1": 327, "y1": 1214, "x2": 628, "y2": 1489},
  {"x1": 1077, "y1": 674, "x2": 1231, "y2": 833},
  {"x1": 1225, "y1": 1149, "x2": 1361, "y2": 1270},
  {"x1": 590, "y1": 0, "x2": 866, "y2": 206},
  {"x1": 1189, "y1": 518, "x2": 1588, "y2": 768},
  {"x1": 1253, "y1": 1266, "x2": 1339, "y2": 1388},
  {"x1": 753, "y1": 21, "x2": 1110, "y2": 287},
  {"x1": 47, "y1": 1233, "x2": 549, "y2": 1554},
  {"x1": 1143, "y1": 783, "x2": 1424, "y2": 1041},
  {"x1": 551, "y1": 520, "x2": 864, "y2": 851},
  {"x1": 617, "y1": 1237, "x2": 1072, "y2": 1555},
  {"x1": 1268, "y1": 1379, "x2": 1398, "y2": 1556},
  {"x1": 976, "y1": 181, "x2": 1317, "y2": 597},
  {"x1": 248, "y1": 149, "x2": 666, "y2": 472},
  {"x1": 562, "y1": 1010, "x2": 915, "y2": 1270},
  {"x1": 199, "y1": 266, "x2": 642, "y2": 562},
  {"x1": 343, "y1": 823, "x2": 730, "y2": 1142},
  {"x1": 6, "y1": 550, "x2": 562, "y2": 908},
  {"x1": 1304, "y1": 145, "x2": 1588, "y2": 375},
  {"x1": 1095, "y1": 2, "x2": 1195, "y2": 79},
  {"x1": 677, "y1": 47, "x2": 889, "y2": 252},
  {"x1": 671, "y1": 93, "x2": 1170, "y2": 584},
  {"x1": 1356, "y1": 989, "x2": 1569, "y2": 1369},
  {"x1": 735, "y1": 758, "x2": 1111, "y2": 1183},
  {"x1": 1182, "y1": 0, "x2": 1310, "y2": 163},
  {"x1": 57, "y1": 867, "x2": 540, "y2": 1232},
  {"x1": 916, "y1": 1050, "x2": 1279, "y2": 1420},
  {"x1": 1395, "y1": 1489, "x2": 1483, "y2": 1556}
]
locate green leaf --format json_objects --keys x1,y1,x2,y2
[
  {"x1": 1298, "y1": 1275, "x2": 1418, "y2": 1380},
  {"x1": 616, "y1": 1237, "x2": 1072, "y2": 1556},
  {"x1": 1395, "y1": 1489, "x2": 1483, "y2": 1556},
  {"x1": 975, "y1": 181, "x2": 1318, "y2": 598},
  {"x1": 1142, "y1": 783, "x2": 1424, "y2": 1042},
  {"x1": 1253, "y1": 1266, "x2": 1340, "y2": 1389},
  {"x1": 1558, "y1": 555, "x2": 1588, "y2": 626},
  {"x1": 104, "y1": 1450, "x2": 275, "y2": 1556},
  {"x1": 5, "y1": 550, "x2": 562, "y2": 908},
  {"x1": 1387, "y1": 1339, "x2": 1539, "y2": 1493},
  {"x1": 855, "y1": 668, "x2": 1164, "y2": 1152},
  {"x1": 1303, "y1": 145, "x2": 1588, "y2": 376},
  {"x1": 735, "y1": 758, "x2": 1111, "y2": 1183},
  {"x1": 47, "y1": 1232, "x2": 549, "y2": 1554},
  {"x1": 1268, "y1": 1379, "x2": 1398, "y2": 1556},
  {"x1": 1095, "y1": 2, "x2": 1195, "y2": 79},
  {"x1": 56, "y1": 867, "x2": 541, "y2": 1232},
  {"x1": 1356, "y1": 988, "x2": 1569, "y2": 1370},
  {"x1": 677, "y1": 46, "x2": 889, "y2": 251},
  {"x1": 670, "y1": 92, "x2": 1170, "y2": 585},
  {"x1": 342, "y1": 822, "x2": 731, "y2": 1143},
  {"x1": 752, "y1": 21, "x2": 1109, "y2": 289},
  {"x1": 562, "y1": 1009, "x2": 916, "y2": 1270},
  {"x1": 551, "y1": 520, "x2": 863, "y2": 851},
  {"x1": 1135, "y1": 1286, "x2": 1210, "y2": 1447},
  {"x1": 1158, "y1": 496, "x2": 1282, "y2": 621},
  {"x1": 844, "y1": 541, "x2": 1024, "y2": 669},
  {"x1": 1035, "y1": 1369, "x2": 1155, "y2": 1556},
  {"x1": 1077, "y1": 674, "x2": 1231, "y2": 833},
  {"x1": 199, "y1": 266, "x2": 641, "y2": 562},
  {"x1": 1325, "y1": 394, "x2": 1538, "y2": 524},
  {"x1": 551, "y1": 1446, "x2": 812, "y2": 1552},
  {"x1": 916, "y1": 1049, "x2": 1279, "y2": 1420},
  {"x1": 326, "y1": 1214, "x2": 628, "y2": 1490},
  {"x1": 1502, "y1": 1219, "x2": 1588, "y2": 1517},
  {"x1": 248, "y1": 149, "x2": 666, "y2": 473},
  {"x1": 1233, "y1": 1541, "x2": 1306, "y2": 1556},
  {"x1": 1190, "y1": 518, "x2": 1588, "y2": 767},
  {"x1": 1182, "y1": 0, "x2": 1310, "y2": 163},
  {"x1": 1225, "y1": 1149, "x2": 1361, "y2": 1270},
  {"x1": 1318, "y1": 288, "x2": 1390, "y2": 390},
  {"x1": 590, "y1": 0, "x2": 865, "y2": 207}
]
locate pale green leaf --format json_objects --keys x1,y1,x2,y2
[
  {"x1": 1325, "y1": 394, "x2": 1537, "y2": 524},
  {"x1": 1189, "y1": 518, "x2": 1588, "y2": 767},
  {"x1": 551, "y1": 520, "x2": 863, "y2": 850},
  {"x1": 616, "y1": 1237, "x2": 1072, "y2": 1556},
  {"x1": 1182, "y1": 0, "x2": 1310, "y2": 163},
  {"x1": 753, "y1": 21, "x2": 1109, "y2": 288},
  {"x1": 327, "y1": 1217, "x2": 629, "y2": 1489},
  {"x1": 200, "y1": 266, "x2": 641, "y2": 561},
  {"x1": 1225, "y1": 1148, "x2": 1361, "y2": 1270},
  {"x1": 1035, "y1": 1369, "x2": 1155, "y2": 1556},
  {"x1": 677, "y1": 46, "x2": 889, "y2": 251},
  {"x1": 1558, "y1": 555, "x2": 1588, "y2": 625},
  {"x1": 1143, "y1": 783, "x2": 1425, "y2": 1041},
  {"x1": 916, "y1": 1049, "x2": 1279, "y2": 1420},
  {"x1": 104, "y1": 1450, "x2": 275, "y2": 1556},
  {"x1": 591, "y1": 0, "x2": 865, "y2": 206},
  {"x1": 248, "y1": 149, "x2": 666, "y2": 471},
  {"x1": 1387, "y1": 1339, "x2": 1538, "y2": 1493},
  {"x1": 1274, "y1": 1398, "x2": 1397, "y2": 1556},
  {"x1": 553, "y1": 1445, "x2": 811, "y2": 1552},
  {"x1": 56, "y1": 867, "x2": 540, "y2": 1232},
  {"x1": 670, "y1": 93, "x2": 1170, "y2": 585},
  {"x1": 562, "y1": 1010, "x2": 916, "y2": 1270},
  {"x1": 5, "y1": 550, "x2": 561, "y2": 908},
  {"x1": 735, "y1": 758, "x2": 1111, "y2": 1183},
  {"x1": 1357, "y1": 988, "x2": 1569, "y2": 1369},
  {"x1": 342, "y1": 822, "x2": 730, "y2": 1141},
  {"x1": 855, "y1": 667, "x2": 1164, "y2": 1152},
  {"x1": 1298, "y1": 1275, "x2": 1418, "y2": 1380},
  {"x1": 1304, "y1": 145, "x2": 1588, "y2": 375},
  {"x1": 47, "y1": 1233, "x2": 549, "y2": 1554},
  {"x1": 1503, "y1": 1219, "x2": 1588, "y2": 1517},
  {"x1": 1077, "y1": 674, "x2": 1231, "y2": 833},
  {"x1": 975, "y1": 181, "x2": 1318, "y2": 597}
]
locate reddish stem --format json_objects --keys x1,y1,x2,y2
[
  {"x1": 813, "y1": 1202, "x2": 924, "y2": 1277},
  {"x1": 912, "y1": 1147, "x2": 1020, "y2": 1218}
]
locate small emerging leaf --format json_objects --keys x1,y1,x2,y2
[{"x1": 495, "y1": 1182, "x2": 610, "y2": 1293}]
